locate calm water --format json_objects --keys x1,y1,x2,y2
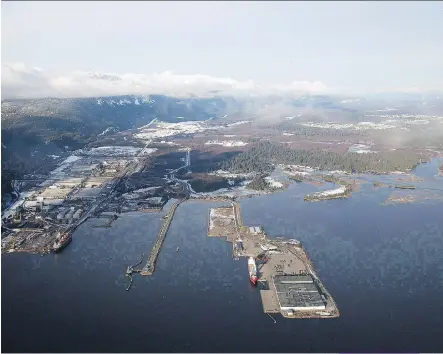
[{"x1": 2, "y1": 160, "x2": 443, "y2": 353}]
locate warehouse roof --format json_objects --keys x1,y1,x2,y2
[
  {"x1": 274, "y1": 274, "x2": 325, "y2": 310},
  {"x1": 274, "y1": 275, "x2": 313, "y2": 284},
  {"x1": 275, "y1": 282, "x2": 319, "y2": 294},
  {"x1": 277, "y1": 291, "x2": 325, "y2": 309}
]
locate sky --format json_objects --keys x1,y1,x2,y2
[{"x1": 2, "y1": 1, "x2": 443, "y2": 98}]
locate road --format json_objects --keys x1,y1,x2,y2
[
  {"x1": 137, "y1": 139, "x2": 153, "y2": 158},
  {"x1": 166, "y1": 148, "x2": 194, "y2": 195}
]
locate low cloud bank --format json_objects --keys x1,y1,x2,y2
[{"x1": 1, "y1": 63, "x2": 329, "y2": 99}]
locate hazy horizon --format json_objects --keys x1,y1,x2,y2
[{"x1": 2, "y1": 1, "x2": 443, "y2": 99}]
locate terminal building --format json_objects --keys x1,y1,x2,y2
[{"x1": 273, "y1": 274, "x2": 326, "y2": 312}]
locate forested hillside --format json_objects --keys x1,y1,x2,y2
[{"x1": 217, "y1": 141, "x2": 425, "y2": 174}]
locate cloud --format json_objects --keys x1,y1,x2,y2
[{"x1": 1, "y1": 63, "x2": 329, "y2": 99}]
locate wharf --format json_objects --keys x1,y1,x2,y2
[
  {"x1": 260, "y1": 290, "x2": 280, "y2": 313},
  {"x1": 207, "y1": 202, "x2": 340, "y2": 319}
]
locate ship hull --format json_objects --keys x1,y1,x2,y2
[
  {"x1": 53, "y1": 237, "x2": 72, "y2": 253},
  {"x1": 248, "y1": 257, "x2": 258, "y2": 285},
  {"x1": 249, "y1": 275, "x2": 258, "y2": 285}
]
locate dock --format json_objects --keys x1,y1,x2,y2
[
  {"x1": 260, "y1": 290, "x2": 280, "y2": 313},
  {"x1": 140, "y1": 200, "x2": 182, "y2": 276}
]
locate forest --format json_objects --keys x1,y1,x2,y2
[
  {"x1": 246, "y1": 175, "x2": 269, "y2": 191},
  {"x1": 217, "y1": 141, "x2": 425, "y2": 174}
]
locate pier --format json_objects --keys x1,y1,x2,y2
[
  {"x1": 92, "y1": 214, "x2": 118, "y2": 228},
  {"x1": 140, "y1": 200, "x2": 182, "y2": 276}
]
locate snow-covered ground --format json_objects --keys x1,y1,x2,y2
[
  {"x1": 76, "y1": 146, "x2": 156, "y2": 157},
  {"x1": 364, "y1": 113, "x2": 443, "y2": 120},
  {"x1": 264, "y1": 177, "x2": 283, "y2": 188},
  {"x1": 135, "y1": 121, "x2": 209, "y2": 140},
  {"x1": 135, "y1": 120, "x2": 252, "y2": 141},
  {"x1": 204, "y1": 140, "x2": 248, "y2": 147},
  {"x1": 210, "y1": 208, "x2": 234, "y2": 219},
  {"x1": 348, "y1": 144, "x2": 378, "y2": 154},
  {"x1": 50, "y1": 155, "x2": 82, "y2": 175},
  {"x1": 384, "y1": 119, "x2": 430, "y2": 125},
  {"x1": 208, "y1": 170, "x2": 254, "y2": 179},
  {"x1": 1, "y1": 191, "x2": 38, "y2": 220},
  {"x1": 133, "y1": 187, "x2": 161, "y2": 193},
  {"x1": 138, "y1": 148, "x2": 158, "y2": 156},
  {"x1": 122, "y1": 186, "x2": 162, "y2": 199},
  {"x1": 328, "y1": 170, "x2": 349, "y2": 175},
  {"x1": 312, "y1": 186, "x2": 347, "y2": 197},
  {"x1": 208, "y1": 207, "x2": 235, "y2": 230},
  {"x1": 227, "y1": 121, "x2": 251, "y2": 126},
  {"x1": 98, "y1": 127, "x2": 118, "y2": 136},
  {"x1": 301, "y1": 122, "x2": 396, "y2": 130},
  {"x1": 193, "y1": 185, "x2": 267, "y2": 199},
  {"x1": 278, "y1": 164, "x2": 316, "y2": 173}
]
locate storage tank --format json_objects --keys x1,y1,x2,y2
[
  {"x1": 57, "y1": 209, "x2": 69, "y2": 220},
  {"x1": 64, "y1": 210, "x2": 75, "y2": 220},
  {"x1": 72, "y1": 209, "x2": 83, "y2": 219}
]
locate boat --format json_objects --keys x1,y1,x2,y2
[
  {"x1": 176, "y1": 246, "x2": 180, "y2": 252},
  {"x1": 248, "y1": 257, "x2": 258, "y2": 284},
  {"x1": 52, "y1": 232, "x2": 72, "y2": 253}
]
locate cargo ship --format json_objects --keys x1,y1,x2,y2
[
  {"x1": 248, "y1": 257, "x2": 258, "y2": 284},
  {"x1": 52, "y1": 232, "x2": 72, "y2": 253}
]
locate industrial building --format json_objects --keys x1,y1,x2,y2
[
  {"x1": 249, "y1": 226, "x2": 262, "y2": 234},
  {"x1": 70, "y1": 163, "x2": 99, "y2": 175},
  {"x1": 38, "y1": 186, "x2": 72, "y2": 199},
  {"x1": 273, "y1": 274, "x2": 326, "y2": 312},
  {"x1": 84, "y1": 177, "x2": 112, "y2": 188},
  {"x1": 72, "y1": 187, "x2": 103, "y2": 199},
  {"x1": 54, "y1": 178, "x2": 83, "y2": 188},
  {"x1": 56, "y1": 207, "x2": 82, "y2": 223},
  {"x1": 24, "y1": 199, "x2": 64, "y2": 212}
]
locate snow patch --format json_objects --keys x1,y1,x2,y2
[
  {"x1": 314, "y1": 186, "x2": 346, "y2": 197},
  {"x1": 227, "y1": 121, "x2": 251, "y2": 127},
  {"x1": 50, "y1": 155, "x2": 82, "y2": 175},
  {"x1": 348, "y1": 144, "x2": 377, "y2": 154},
  {"x1": 79, "y1": 146, "x2": 142, "y2": 157},
  {"x1": 209, "y1": 170, "x2": 254, "y2": 179},
  {"x1": 301, "y1": 122, "x2": 396, "y2": 130},
  {"x1": 204, "y1": 140, "x2": 248, "y2": 147},
  {"x1": 264, "y1": 177, "x2": 283, "y2": 188}
]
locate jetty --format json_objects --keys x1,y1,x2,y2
[{"x1": 140, "y1": 200, "x2": 182, "y2": 276}]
